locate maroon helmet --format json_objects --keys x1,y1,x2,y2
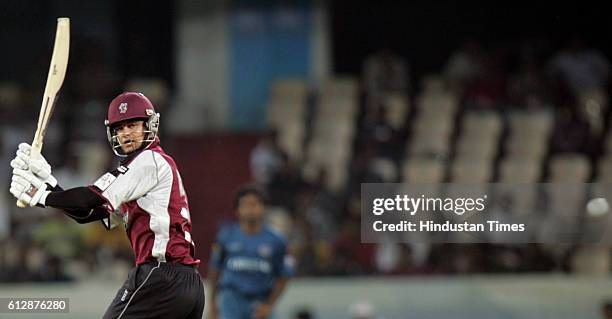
[{"x1": 104, "y1": 92, "x2": 160, "y2": 156}]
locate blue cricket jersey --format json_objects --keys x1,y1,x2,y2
[{"x1": 210, "y1": 224, "x2": 293, "y2": 297}]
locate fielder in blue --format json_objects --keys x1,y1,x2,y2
[{"x1": 208, "y1": 186, "x2": 293, "y2": 319}]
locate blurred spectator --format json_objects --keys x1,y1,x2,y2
[
  {"x1": 375, "y1": 241, "x2": 425, "y2": 275},
  {"x1": 548, "y1": 35, "x2": 611, "y2": 98},
  {"x1": 250, "y1": 129, "x2": 285, "y2": 186},
  {"x1": 444, "y1": 38, "x2": 486, "y2": 93},
  {"x1": 392, "y1": 244, "x2": 426, "y2": 275},
  {"x1": 507, "y1": 52, "x2": 550, "y2": 109},
  {"x1": 550, "y1": 106, "x2": 594, "y2": 154},
  {"x1": 292, "y1": 217, "x2": 320, "y2": 275},
  {"x1": 267, "y1": 152, "x2": 303, "y2": 211},
  {"x1": 603, "y1": 300, "x2": 612, "y2": 319},
  {"x1": 362, "y1": 49, "x2": 409, "y2": 95},
  {"x1": 360, "y1": 102, "x2": 402, "y2": 160},
  {"x1": 462, "y1": 48, "x2": 507, "y2": 110}
]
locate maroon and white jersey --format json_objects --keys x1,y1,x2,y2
[{"x1": 89, "y1": 142, "x2": 199, "y2": 266}]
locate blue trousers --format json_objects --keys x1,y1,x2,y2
[{"x1": 219, "y1": 289, "x2": 276, "y2": 319}]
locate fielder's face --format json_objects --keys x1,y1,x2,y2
[
  {"x1": 115, "y1": 120, "x2": 146, "y2": 154},
  {"x1": 237, "y1": 194, "x2": 265, "y2": 225}
]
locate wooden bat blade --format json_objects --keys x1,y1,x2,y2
[
  {"x1": 16, "y1": 17, "x2": 70, "y2": 208},
  {"x1": 32, "y1": 17, "x2": 70, "y2": 156}
]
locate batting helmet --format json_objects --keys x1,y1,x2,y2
[{"x1": 104, "y1": 92, "x2": 160, "y2": 156}]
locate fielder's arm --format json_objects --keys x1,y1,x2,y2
[{"x1": 265, "y1": 277, "x2": 288, "y2": 308}]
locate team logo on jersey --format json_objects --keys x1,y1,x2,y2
[
  {"x1": 119, "y1": 102, "x2": 128, "y2": 113},
  {"x1": 258, "y1": 244, "x2": 272, "y2": 258},
  {"x1": 121, "y1": 289, "x2": 129, "y2": 302}
]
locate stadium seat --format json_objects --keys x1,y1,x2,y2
[
  {"x1": 546, "y1": 155, "x2": 589, "y2": 221},
  {"x1": 320, "y1": 77, "x2": 358, "y2": 97},
  {"x1": 461, "y1": 111, "x2": 503, "y2": 139},
  {"x1": 408, "y1": 132, "x2": 451, "y2": 158},
  {"x1": 312, "y1": 118, "x2": 355, "y2": 141},
  {"x1": 420, "y1": 74, "x2": 446, "y2": 93},
  {"x1": 417, "y1": 91, "x2": 458, "y2": 117},
  {"x1": 402, "y1": 157, "x2": 446, "y2": 183},
  {"x1": 499, "y1": 156, "x2": 542, "y2": 183},
  {"x1": 413, "y1": 112, "x2": 454, "y2": 138},
  {"x1": 505, "y1": 134, "x2": 549, "y2": 160},
  {"x1": 508, "y1": 109, "x2": 554, "y2": 138},
  {"x1": 370, "y1": 157, "x2": 399, "y2": 182},
  {"x1": 549, "y1": 154, "x2": 591, "y2": 182},
  {"x1": 597, "y1": 155, "x2": 612, "y2": 182},
  {"x1": 450, "y1": 157, "x2": 492, "y2": 182},
  {"x1": 277, "y1": 123, "x2": 306, "y2": 162},
  {"x1": 455, "y1": 135, "x2": 499, "y2": 161},
  {"x1": 270, "y1": 79, "x2": 308, "y2": 100}
]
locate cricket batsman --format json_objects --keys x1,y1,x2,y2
[
  {"x1": 9, "y1": 92, "x2": 205, "y2": 319},
  {"x1": 208, "y1": 186, "x2": 293, "y2": 319}
]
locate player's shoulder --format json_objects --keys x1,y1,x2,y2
[
  {"x1": 126, "y1": 149, "x2": 173, "y2": 171},
  {"x1": 217, "y1": 223, "x2": 240, "y2": 240},
  {"x1": 125, "y1": 149, "x2": 156, "y2": 166},
  {"x1": 263, "y1": 226, "x2": 288, "y2": 246}
]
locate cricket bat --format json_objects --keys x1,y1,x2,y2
[{"x1": 17, "y1": 18, "x2": 70, "y2": 207}]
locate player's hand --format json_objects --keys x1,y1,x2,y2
[
  {"x1": 252, "y1": 302, "x2": 273, "y2": 319},
  {"x1": 11, "y1": 142, "x2": 57, "y2": 187},
  {"x1": 10, "y1": 169, "x2": 50, "y2": 207}
]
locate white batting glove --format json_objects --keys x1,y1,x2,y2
[
  {"x1": 10, "y1": 168, "x2": 51, "y2": 207},
  {"x1": 10, "y1": 143, "x2": 57, "y2": 187}
]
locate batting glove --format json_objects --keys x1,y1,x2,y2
[
  {"x1": 10, "y1": 143, "x2": 57, "y2": 187},
  {"x1": 10, "y1": 168, "x2": 51, "y2": 207}
]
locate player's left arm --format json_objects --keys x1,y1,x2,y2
[
  {"x1": 9, "y1": 142, "x2": 107, "y2": 213},
  {"x1": 253, "y1": 277, "x2": 289, "y2": 319},
  {"x1": 263, "y1": 276, "x2": 289, "y2": 308},
  {"x1": 11, "y1": 168, "x2": 109, "y2": 223}
]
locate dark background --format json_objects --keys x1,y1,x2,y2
[
  {"x1": 2, "y1": 1, "x2": 610, "y2": 94},
  {"x1": 330, "y1": 2, "x2": 611, "y2": 83}
]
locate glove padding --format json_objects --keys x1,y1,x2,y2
[
  {"x1": 10, "y1": 168, "x2": 50, "y2": 207},
  {"x1": 10, "y1": 143, "x2": 57, "y2": 187}
]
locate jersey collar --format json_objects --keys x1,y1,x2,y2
[{"x1": 120, "y1": 137, "x2": 161, "y2": 165}]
